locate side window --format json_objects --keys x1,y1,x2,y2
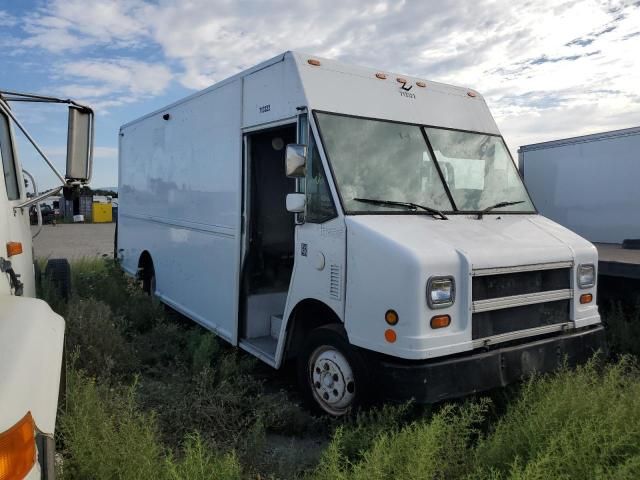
[
  {"x1": 306, "y1": 134, "x2": 337, "y2": 223},
  {"x1": 0, "y1": 112, "x2": 20, "y2": 200}
]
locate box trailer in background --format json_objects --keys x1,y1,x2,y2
[
  {"x1": 519, "y1": 127, "x2": 640, "y2": 280},
  {"x1": 118, "y1": 51, "x2": 604, "y2": 416}
]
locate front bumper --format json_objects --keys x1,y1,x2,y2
[{"x1": 376, "y1": 325, "x2": 606, "y2": 403}]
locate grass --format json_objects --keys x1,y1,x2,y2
[
  {"x1": 309, "y1": 359, "x2": 640, "y2": 480},
  {"x1": 58, "y1": 365, "x2": 242, "y2": 480},
  {"x1": 43, "y1": 258, "x2": 324, "y2": 479},
  {"x1": 40, "y1": 258, "x2": 640, "y2": 479}
]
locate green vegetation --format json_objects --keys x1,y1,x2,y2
[
  {"x1": 309, "y1": 358, "x2": 640, "y2": 480},
  {"x1": 42, "y1": 259, "x2": 640, "y2": 479},
  {"x1": 601, "y1": 299, "x2": 640, "y2": 358}
]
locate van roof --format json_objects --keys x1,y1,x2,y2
[
  {"x1": 122, "y1": 51, "x2": 498, "y2": 135},
  {"x1": 519, "y1": 125, "x2": 640, "y2": 152}
]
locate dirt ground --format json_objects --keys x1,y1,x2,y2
[{"x1": 32, "y1": 222, "x2": 116, "y2": 260}]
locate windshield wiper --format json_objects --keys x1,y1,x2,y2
[
  {"x1": 477, "y1": 200, "x2": 524, "y2": 219},
  {"x1": 354, "y1": 198, "x2": 448, "y2": 220}
]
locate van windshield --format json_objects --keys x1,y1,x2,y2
[{"x1": 315, "y1": 112, "x2": 535, "y2": 214}]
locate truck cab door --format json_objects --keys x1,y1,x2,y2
[
  {"x1": 278, "y1": 117, "x2": 347, "y2": 365},
  {"x1": 0, "y1": 108, "x2": 34, "y2": 298}
]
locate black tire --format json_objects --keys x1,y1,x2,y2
[
  {"x1": 142, "y1": 260, "x2": 157, "y2": 301},
  {"x1": 113, "y1": 221, "x2": 118, "y2": 260},
  {"x1": 44, "y1": 258, "x2": 71, "y2": 301},
  {"x1": 142, "y1": 260, "x2": 160, "y2": 305},
  {"x1": 297, "y1": 325, "x2": 369, "y2": 416}
]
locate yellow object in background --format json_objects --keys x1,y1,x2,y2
[{"x1": 92, "y1": 203, "x2": 113, "y2": 223}]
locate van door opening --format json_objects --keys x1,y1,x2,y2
[{"x1": 241, "y1": 124, "x2": 297, "y2": 359}]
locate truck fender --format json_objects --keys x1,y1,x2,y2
[
  {"x1": 282, "y1": 298, "x2": 343, "y2": 361},
  {"x1": 0, "y1": 296, "x2": 64, "y2": 436}
]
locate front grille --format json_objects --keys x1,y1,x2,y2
[
  {"x1": 471, "y1": 266, "x2": 572, "y2": 341},
  {"x1": 472, "y1": 268, "x2": 570, "y2": 301},
  {"x1": 472, "y1": 300, "x2": 570, "y2": 339}
]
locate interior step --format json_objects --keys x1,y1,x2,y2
[
  {"x1": 239, "y1": 336, "x2": 278, "y2": 367},
  {"x1": 270, "y1": 314, "x2": 283, "y2": 340}
]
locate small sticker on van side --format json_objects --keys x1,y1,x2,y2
[
  {"x1": 301, "y1": 243, "x2": 308, "y2": 256},
  {"x1": 258, "y1": 104, "x2": 271, "y2": 113}
]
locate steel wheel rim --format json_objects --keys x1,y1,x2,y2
[{"x1": 308, "y1": 345, "x2": 356, "y2": 415}]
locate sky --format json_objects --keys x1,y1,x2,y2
[{"x1": 0, "y1": 0, "x2": 639, "y2": 190}]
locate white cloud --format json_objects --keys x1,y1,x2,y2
[
  {"x1": 0, "y1": 10, "x2": 17, "y2": 27},
  {"x1": 22, "y1": 0, "x2": 149, "y2": 52},
  {"x1": 55, "y1": 59, "x2": 173, "y2": 108},
  {"x1": 13, "y1": 0, "x2": 640, "y2": 149}
]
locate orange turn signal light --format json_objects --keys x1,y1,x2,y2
[
  {"x1": 385, "y1": 310, "x2": 399, "y2": 326},
  {"x1": 384, "y1": 329, "x2": 397, "y2": 343},
  {"x1": 580, "y1": 294, "x2": 593, "y2": 304},
  {"x1": 430, "y1": 315, "x2": 451, "y2": 329},
  {"x1": 6, "y1": 242, "x2": 22, "y2": 257},
  {"x1": 0, "y1": 411, "x2": 36, "y2": 480}
]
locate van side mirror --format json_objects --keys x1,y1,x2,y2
[
  {"x1": 285, "y1": 144, "x2": 307, "y2": 177},
  {"x1": 66, "y1": 106, "x2": 94, "y2": 183},
  {"x1": 286, "y1": 193, "x2": 305, "y2": 213}
]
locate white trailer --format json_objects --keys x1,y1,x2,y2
[
  {"x1": 0, "y1": 91, "x2": 94, "y2": 478},
  {"x1": 519, "y1": 127, "x2": 640, "y2": 244},
  {"x1": 118, "y1": 52, "x2": 605, "y2": 415}
]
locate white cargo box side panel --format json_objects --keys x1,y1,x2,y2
[
  {"x1": 521, "y1": 132, "x2": 640, "y2": 244},
  {"x1": 119, "y1": 80, "x2": 243, "y2": 343}
]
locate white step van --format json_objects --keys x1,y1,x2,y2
[{"x1": 118, "y1": 52, "x2": 605, "y2": 415}]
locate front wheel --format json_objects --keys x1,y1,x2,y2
[{"x1": 297, "y1": 326, "x2": 368, "y2": 416}]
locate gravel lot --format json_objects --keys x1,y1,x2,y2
[{"x1": 32, "y1": 222, "x2": 116, "y2": 260}]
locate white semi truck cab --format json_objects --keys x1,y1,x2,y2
[
  {"x1": 118, "y1": 52, "x2": 605, "y2": 416},
  {"x1": 0, "y1": 91, "x2": 93, "y2": 478}
]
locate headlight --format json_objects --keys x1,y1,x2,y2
[
  {"x1": 427, "y1": 276, "x2": 455, "y2": 309},
  {"x1": 577, "y1": 264, "x2": 595, "y2": 289}
]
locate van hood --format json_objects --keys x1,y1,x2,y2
[
  {"x1": 345, "y1": 213, "x2": 597, "y2": 270},
  {"x1": 343, "y1": 213, "x2": 600, "y2": 360}
]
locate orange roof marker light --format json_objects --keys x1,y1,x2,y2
[
  {"x1": 375, "y1": 72, "x2": 387, "y2": 80},
  {"x1": 396, "y1": 77, "x2": 408, "y2": 84},
  {"x1": 6, "y1": 242, "x2": 22, "y2": 257},
  {"x1": 307, "y1": 59, "x2": 321, "y2": 66},
  {"x1": 416, "y1": 81, "x2": 426, "y2": 88},
  {"x1": 467, "y1": 91, "x2": 477, "y2": 97},
  {"x1": 0, "y1": 412, "x2": 37, "y2": 480}
]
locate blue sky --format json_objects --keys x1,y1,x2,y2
[{"x1": 1, "y1": 0, "x2": 639, "y2": 190}]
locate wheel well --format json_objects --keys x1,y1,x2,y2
[{"x1": 284, "y1": 299, "x2": 344, "y2": 360}]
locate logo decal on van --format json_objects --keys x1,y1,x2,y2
[{"x1": 400, "y1": 91, "x2": 416, "y2": 99}]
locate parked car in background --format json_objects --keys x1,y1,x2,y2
[{"x1": 29, "y1": 204, "x2": 56, "y2": 225}]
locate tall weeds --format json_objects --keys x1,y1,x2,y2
[{"x1": 42, "y1": 258, "x2": 640, "y2": 479}]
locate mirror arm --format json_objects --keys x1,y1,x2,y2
[
  {"x1": 0, "y1": 90, "x2": 93, "y2": 112},
  {"x1": 13, "y1": 186, "x2": 62, "y2": 211},
  {"x1": 1, "y1": 102, "x2": 67, "y2": 185}
]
